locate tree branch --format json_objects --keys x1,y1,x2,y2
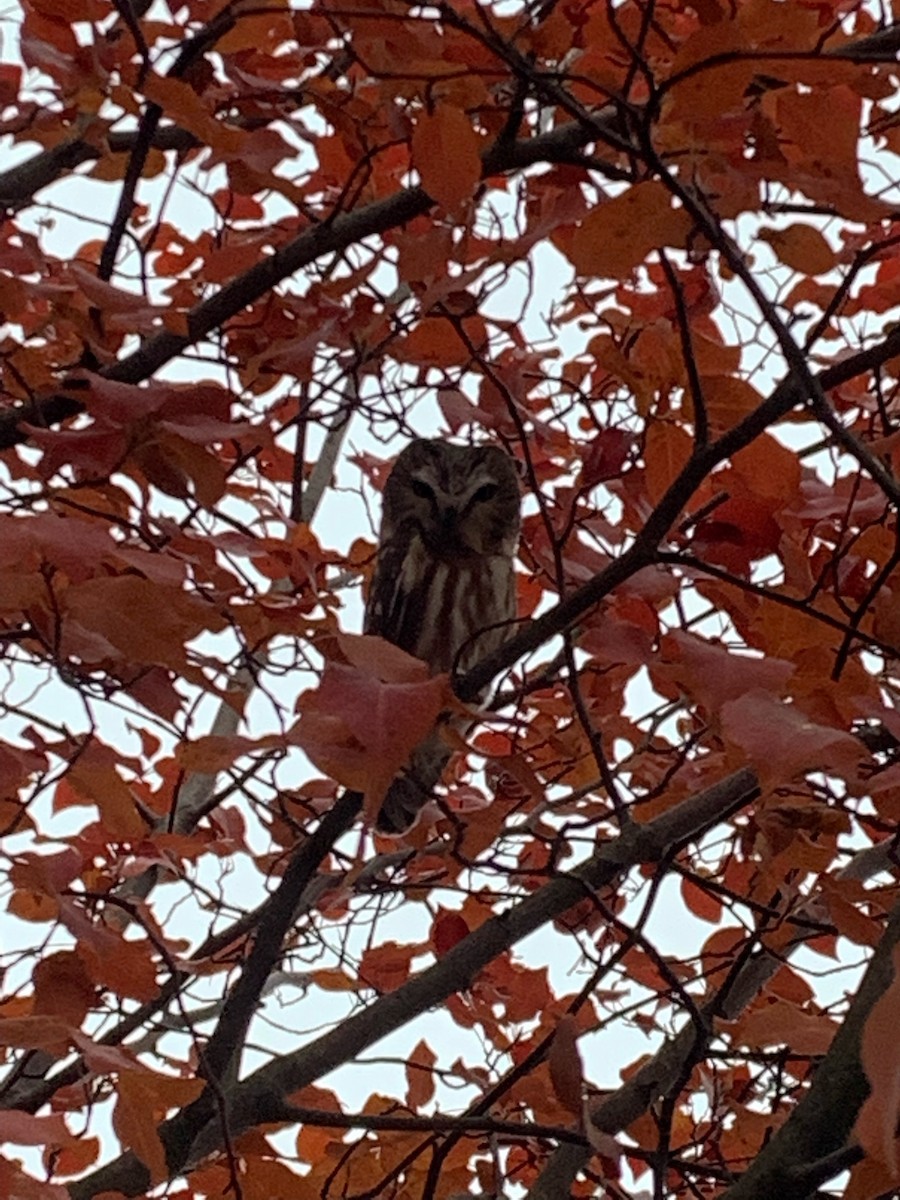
[
  {"x1": 0, "y1": 116, "x2": 599, "y2": 450},
  {"x1": 720, "y1": 899, "x2": 900, "y2": 1200},
  {"x1": 68, "y1": 767, "x2": 758, "y2": 1198},
  {"x1": 458, "y1": 324, "x2": 900, "y2": 700}
]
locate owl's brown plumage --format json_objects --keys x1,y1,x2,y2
[{"x1": 365, "y1": 439, "x2": 521, "y2": 833}]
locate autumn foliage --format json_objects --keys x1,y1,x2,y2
[{"x1": 4, "y1": 0, "x2": 900, "y2": 1196}]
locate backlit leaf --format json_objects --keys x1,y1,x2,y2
[
  {"x1": 569, "y1": 182, "x2": 693, "y2": 278},
  {"x1": 291, "y1": 653, "x2": 450, "y2": 812},
  {"x1": 759, "y1": 224, "x2": 837, "y2": 276},
  {"x1": 411, "y1": 105, "x2": 482, "y2": 211}
]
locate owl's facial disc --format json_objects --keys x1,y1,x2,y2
[{"x1": 408, "y1": 470, "x2": 502, "y2": 556}]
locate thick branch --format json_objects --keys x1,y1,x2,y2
[
  {"x1": 0, "y1": 126, "x2": 198, "y2": 210},
  {"x1": 0, "y1": 117, "x2": 598, "y2": 451},
  {"x1": 525, "y1": 838, "x2": 900, "y2": 1197},
  {"x1": 720, "y1": 899, "x2": 900, "y2": 1200},
  {"x1": 68, "y1": 768, "x2": 758, "y2": 1198}
]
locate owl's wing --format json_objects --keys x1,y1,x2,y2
[
  {"x1": 364, "y1": 534, "x2": 428, "y2": 658},
  {"x1": 364, "y1": 534, "x2": 455, "y2": 831}
]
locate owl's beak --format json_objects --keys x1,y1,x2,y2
[{"x1": 437, "y1": 503, "x2": 460, "y2": 533}]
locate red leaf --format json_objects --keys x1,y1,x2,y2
[
  {"x1": 720, "y1": 690, "x2": 863, "y2": 786},
  {"x1": 658, "y1": 630, "x2": 794, "y2": 717},
  {"x1": 0, "y1": 1110, "x2": 69, "y2": 1147},
  {"x1": 581, "y1": 428, "x2": 632, "y2": 486},
  {"x1": 432, "y1": 911, "x2": 470, "y2": 955},
  {"x1": 0, "y1": 1158, "x2": 68, "y2": 1200},
  {"x1": 291, "y1": 643, "x2": 451, "y2": 812},
  {"x1": 68, "y1": 263, "x2": 158, "y2": 316},
  {"x1": 0, "y1": 63, "x2": 21, "y2": 106}
]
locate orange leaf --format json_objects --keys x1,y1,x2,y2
[
  {"x1": 759, "y1": 224, "x2": 836, "y2": 276},
  {"x1": 729, "y1": 999, "x2": 837, "y2": 1055},
  {"x1": 405, "y1": 1038, "x2": 437, "y2": 1110},
  {"x1": 175, "y1": 734, "x2": 260, "y2": 773},
  {"x1": 311, "y1": 967, "x2": 357, "y2": 992},
  {"x1": 55, "y1": 741, "x2": 145, "y2": 839},
  {"x1": 394, "y1": 314, "x2": 487, "y2": 368},
  {"x1": 32, "y1": 950, "x2": 95, "y2": 1028},
  {"x1": 569, "y1": 181, "x2": 693, "y2": 278},
  {"x1": 845, "y1": 1157, "x2": 900, "y2": 1200},
  {"x1": 821, "y1": 881, "x2": 883, "y2": 948},
  {"x1": 8, "y1": 890, "x2": 59, "y2": 922},
  {"x1": 734, "y1": 432, "x2": 801, "y2": 501},
  {"x1": 112, "y1": 1072, "x2": 167, "y2": 1183},
  {"x1": 643, "y1": 420, "x2": 693, "y2": 506},
  {"x1": 411, "y1": 105, "x2": 482, "y2": 211},
  {"x1": 855, "y1": 944, "x2": 900, "y2": 1177},
  {"x1": 701, "y1": 375, "x2": 763, "y2": 432},
  {"x1": 358, "y1": 941, "x2": 415, "y2": 992},
  {"x1": 62, "y1": 576, "x2": 229, "y2": 674},
  {"x1": 680, "y1": 876, "x2": 722, "y2": 924},
  {"x1": 142, "y1": 72, "x2": 243, "y2": 155},
  {"x1": 0, "y1": 1016, "x2": 71, "y2": 1055},
  {"x1": 57, "y1": 898, "x2": 159, "y2": 1003},
  {"x1": 296, "y1": 1119, "x2": 344, "y2": 1170},
  {"x1": 51, "y1": 1135, "x2": 100, "y2": 1177},
  {"x1": 549, "y1": 1015, "x2": 583, "y2": 1118},
  {"x1": 113, "y1": 1069, "x2": 205, "y2": 1184}
]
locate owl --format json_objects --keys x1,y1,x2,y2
[{"x1": 365, "y1": 438, "x2": 521, "y2": 833}]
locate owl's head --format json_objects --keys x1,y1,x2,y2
[{"x1": 382, "y1": 439, "x2": 521, "y2": 558}]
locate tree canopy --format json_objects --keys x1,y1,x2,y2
[{"x1": 2, "y1": 0, "x2": 900, "y2": 1197}]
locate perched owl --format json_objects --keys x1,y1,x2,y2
[{"x1": 365, "y1": 439, "x2": 521, "y2": 833}]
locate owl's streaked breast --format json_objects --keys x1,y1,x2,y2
[{"x1": 374, "y1": 531, "x2": 515, "y2": 680}]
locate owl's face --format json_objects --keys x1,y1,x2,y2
[{"x1": 382, "y1": 439, "x2": 520, "y2": 559}]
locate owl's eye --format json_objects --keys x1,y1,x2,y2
[
  {"x1": 472, "y1": 483, "x2": 498, "y2": 503},
  {"x1": 411, "y1": 479, "x2": 435, "y2": 502}
]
